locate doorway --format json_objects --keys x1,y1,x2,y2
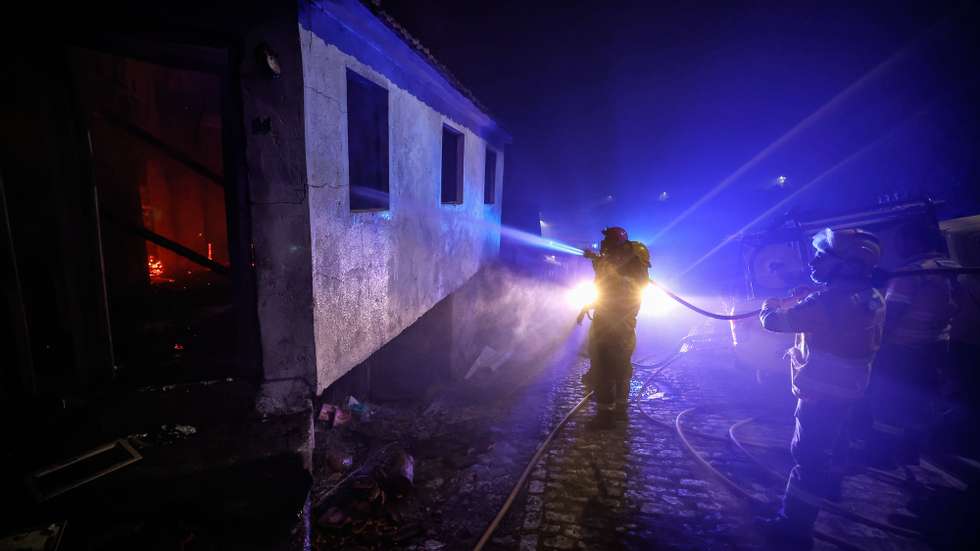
[{"x1": 69, "y1": 46, "x2": 240, "y2": 385}]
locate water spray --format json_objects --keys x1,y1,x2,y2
[{"x1": 499, "y1": 225, "x2": 584, "y2": 256}]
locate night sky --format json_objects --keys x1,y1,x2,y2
[{"x1": 381, "y1": 0, "x2": 980, "y2": 278}]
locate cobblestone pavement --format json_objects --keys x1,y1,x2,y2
[{"x1": 492, "y1": 341, "x2": 962, "y2": 551}]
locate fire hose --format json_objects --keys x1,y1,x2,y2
[
  {"x1": 474, "y1": 268, "x2": 978, "y2": 549},
  {"x1": 634, "y1": 365, "x2": 924, "y2": 546},
  {"x1": 671, "y1": 407, "x2": 865, "y2": 550},
  {"x1": 471, "y1": 350, "x2": 688, "y2": 551},
  {"x1": 651, "y1": 265, "x2": 980, "y2": 321},
  {"x1": 472, "y1": 391, "x2": 594, "y2": 551}
]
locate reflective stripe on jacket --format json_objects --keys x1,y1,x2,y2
[{"x1": 761, "y1": 284, "x2": 886, "y2": 400}]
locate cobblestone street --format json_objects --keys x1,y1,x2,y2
[{"x1": 490, "y1": 338, "x2": 965, "y2": 551}]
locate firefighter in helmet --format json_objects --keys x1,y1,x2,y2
[
  {"x1": 578, "y1": 226, "x2": 651, "y2": 428},
  {"x1": 756, "y1": 228, "x2": 886, "y2": 547},
  {"x1": 871, "y1": 221, "x2": 960, "y2": 466}
]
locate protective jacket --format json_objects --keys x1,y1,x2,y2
[
  {"x1": 591, "y1": 241, "x2": 650, "y2": 319},
  {"x1": 761, "y1": 283, "x2": 886, "y2": 400},
  {"x1": 586, "y1": 241, "x2": 651, "y2": 386},
  {"x1": 885, "y1": 254, "x2": 960, "y2": 345}
]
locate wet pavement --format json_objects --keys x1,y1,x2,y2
[
  {"x1": 311, "y1": 325, "x2": 975, "y2": 551},
  {"x1": 501, "y1": 340, "x2": 972, "y2": 551},
  {"x1": 311, "y1": 341, "x2": 570, "y2": 550}
]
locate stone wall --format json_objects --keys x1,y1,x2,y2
[
  {"x1": 299, "y1": 28, "x2": 504, "y2": 392},
  {"x1": 239, "y1": 12, "x2": 319, "y2": 414}
]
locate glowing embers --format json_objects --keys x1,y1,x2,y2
[
  {"x1": 148, "y1": 255, "x2": 165, "y2": 279},
  {"x1": 147, "y1": 253, "x2": 175, "y2": 284}
]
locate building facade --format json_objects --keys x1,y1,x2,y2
[{"x1": 1, "y1": 0, "x2": 508, "y2": 420}]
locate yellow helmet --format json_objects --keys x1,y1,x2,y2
[{"x1": 628, "y1": 241, "x2": 651, "y2": 267}]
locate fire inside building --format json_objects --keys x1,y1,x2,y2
[{"x1": 1, "y1": 1, "x2": 979, "y2": 550}]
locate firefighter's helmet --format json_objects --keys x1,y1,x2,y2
[
  {"x1": 812, "y1": 228, "x2": 881, "y2": 269},
  {"x1": 602, "y1": 226, "x2": 629, "y2": 244}
]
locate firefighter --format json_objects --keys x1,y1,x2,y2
[
  {"x1": 871, "y1": 222, "x2": 960, "y2": 466},
  {"x1": 577, "y1": 226, "x2": 651, "y2": 429},
  {"x1": 756, "y1": 228, "x2": 886, "y2": 547}
]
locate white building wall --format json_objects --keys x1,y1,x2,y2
[{"x1": 299, "y1": 29, "x2": 504, "y2": 392}]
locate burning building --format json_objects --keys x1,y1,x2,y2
[{"x1": 1, "y1": 0, "x2": 508, "y2": 507}]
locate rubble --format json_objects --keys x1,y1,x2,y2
[
  {"x1": 0, "y1": 521, "x2": 67, "y2": 550},
  {"x1": 128, "y1": 424, "x2": 198, "y2": 448},
  {"x1": 311, "y1": 361, "x2": 550, "y2": 551},
  {"x1": 136, "y1": 377, "x2": 236, "y2": 393},
  {"x1": 463, "y1": 346, "x2": 513, "y2": 380},
  {"x1": 318, "y1": 396, "x2": 373, "y2": 429}
]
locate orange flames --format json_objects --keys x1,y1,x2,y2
[{"x1": 147, "y1": 255, "x2": 165, "y2": 280}]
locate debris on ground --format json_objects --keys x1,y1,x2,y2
[
  {"x1": 318, "y1": 396, "x2": 373, "y2": 429},
  {"x1": 311, "y1": 372, "x2": 545, "y2": 550},
  {"x1": 312, "y1": 442, "x2": 426, "y2": 547},
  {"x1": 136, "y1": 377, "x2": 236, "y2": 393},
  {"x1": 463, "y1": 346, "x2": 512, "y2": 380},
  {"x1": 128, "y1": 424, "x2": 198, "y2": 448},
  {"x1": 0, "y1": 521, "x2": 67, "y2": 550},
  {"x1": 318, "y1": 403, "x2": 352, "y2": 428},
  {"x1": 27, "y1": 439, "x2": 143, "y2": 502},
  {"x1": 347, "y1": 396, "x2": 372, "y2": 422}
]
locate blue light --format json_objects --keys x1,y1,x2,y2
[{"x1": 499, "y1": 225, "x2": 584, "y2": 256}]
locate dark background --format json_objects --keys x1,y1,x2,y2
[{"x1": 381, "y1": 0, "x2": 980, "y2": 279}]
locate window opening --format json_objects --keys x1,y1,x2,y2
[
  {"x1": 346, "y1": 69, "x2": 389, "y2": 211},
  {"x1": 441, "y1": 125, "x2": 464, "y2": 204},
  {"x1": 484, "y1": 148, "x2": 497, "y2": 204}
]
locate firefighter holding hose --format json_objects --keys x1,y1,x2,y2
[
  {"x1": 755, "y1": 228, "x2": 886, "y2": 547},
  {"x1": 578, "y1": 226, "x2": 651, "y2": 429}
]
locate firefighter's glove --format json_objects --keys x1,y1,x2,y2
[
  {"x1": 576, "y1": 307, "x2": 590, "y2": 325},
  {"x1": 583, "y1": 250, "x2": 599, "y2": 260}
]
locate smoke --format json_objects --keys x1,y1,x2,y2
[{"x1": 450, "y1": 262, "x2": 588, "y2": 392}]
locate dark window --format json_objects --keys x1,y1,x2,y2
[
  {"x1": 441, "y1": 125, "x2": 464, "y2": 204},
  {"x1": 346, "y1": 70, "x2": 389, "y2": 210},
  {"x1": 484, "y1": 148, "x2": 497, "y2": 204}
]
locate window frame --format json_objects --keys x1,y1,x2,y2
[
  {"x1": 345, "y1": 68, "x2": 390, "y2": 212},
  {"x1": 483, "y1": 147, "x2": 497, "y2": 205},
  {"x1": 440, "y1": 124, "x2": 465, "y2": 205}
]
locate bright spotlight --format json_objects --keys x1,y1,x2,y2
[
  {"x1": 567, "y1": 281, "x2": 598, "y2": 309},
  {"x1": 640, "y1": 283, "x2": 676, "y2": 317},
  {"x1": 567, "y1": 281, "x2": 675, "y2": 316}
]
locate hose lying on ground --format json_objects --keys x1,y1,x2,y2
[
  {"x1": 715, "y1": 412, "x2": 922, "y2": 539},
  {"x1": 472, "y1": 391, "x2": 594, "y2": 551},
  {"x1": 473, "y1": 347, "x2": 686, "y2": 550},
  {"x1": 670, "y1": 407, "x2": 864, "y2": 551},
  {"x1": 632, "y1": 354, "x2": 922, "y2": 546}
]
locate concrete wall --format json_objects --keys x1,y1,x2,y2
[
  {"x1": 299, "y1": 31, "x2": 504, "y2": 392},
  {"x1": 239, "y1": 14, "x2": 319, "y2": 414}
]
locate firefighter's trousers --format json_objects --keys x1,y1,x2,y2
[
  {"x1": 588, "y1": 312, "x2": 637, "y2": 409},
  {"x1": 780, "y1": 397, "x2": 852, "y2": 530},
  {"x1": 871, "y1": 341, "x2": 946, "y2": 464}
]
